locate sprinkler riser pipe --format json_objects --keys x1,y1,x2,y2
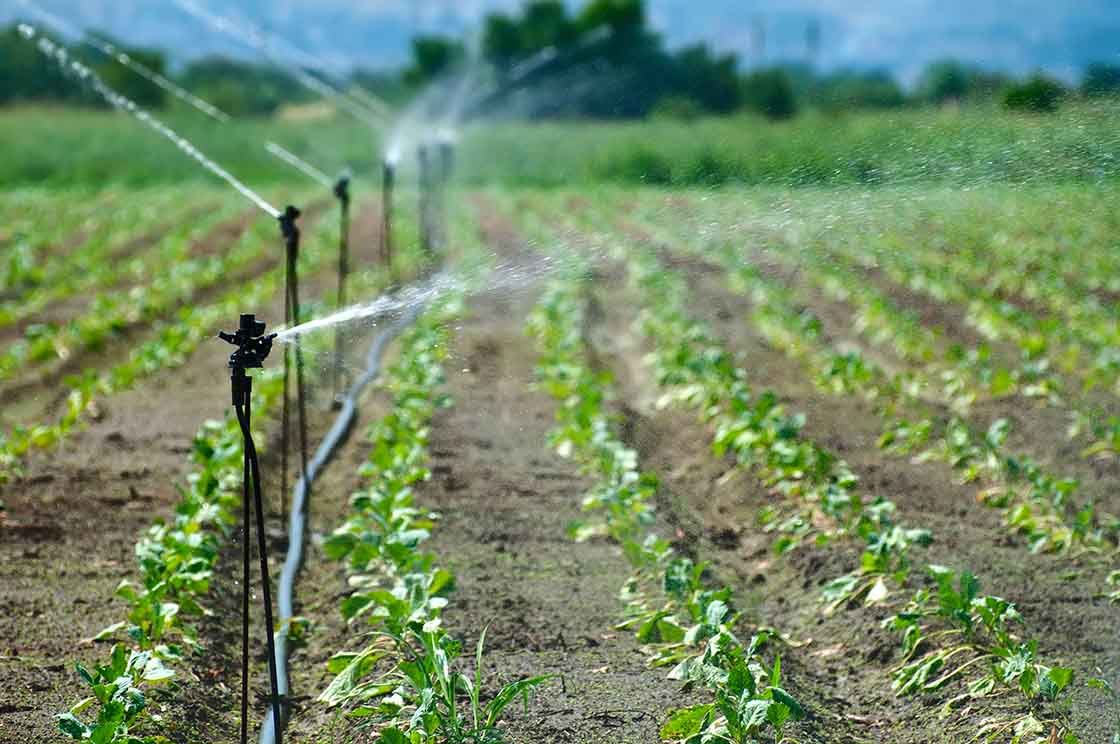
[
  {"x1": 381, "y1": 161, "x2": 395, "y2": 274},
  {"x1": 332, "y1": 178, "x2": 351, "y2": 400},
  {"x1": 418, "y1": 145, "x2": 434, "y2": 258}
]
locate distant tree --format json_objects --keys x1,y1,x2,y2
[
  {"x1": 0, "y1": 24, "x2": 89, "y2": 105},
  {"x1": 86, "y1": 35, "x2": 168, "y2": 108},
  {"x1": 520, "y1": 1, "x2": 577, "y2": 53},
  {"x1": 917, "y1": 59, "x2": 970, "y2": 104},
  {"x1": 1002, "y1": 73, "x2": 1064, "y2": 113},
  {"x1": 482, "y1": 13, "x2": 522, "y2": 68},
  {"x1": 671, "y1": 44, "x2": 742, "y2": 114},
  {"x1": 966, "y1": 70, "x2": 1013, "y2": 100},
  {"x1": 404, "y1": 35, "x2": 465, "y2": 87},
  {"x1": 817, "y1": 69, "x2": 905, "y2": 110},
  {"x1": 179, "y1": 57, "x2": 308, "y2": 116},
  {"x1": 576, "y1": 0, "x2": 645, "y2": 37},
  {"x1": 1082, "y1": 62, "x2": 1120, "y2": 97},
  {"x1": 742, "y1": 67, "x2": 798, "y2": 120}
]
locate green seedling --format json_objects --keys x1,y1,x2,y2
[{"x1": 58, "y1": 643, "x2": 174, "y2": 744}]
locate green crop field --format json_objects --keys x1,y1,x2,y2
[{"x1": 2, "y1": 97, "x2": 1118, "y2": 744}]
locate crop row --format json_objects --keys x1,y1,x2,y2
[
  {"x1": 578, "y1": 193, "x2": 1119, "y2": 564},
  {"x1": 526, "y1": 268, "x2": 806, "y2": 743},
  {"x1": 0, "y1": 190, "x2": 223, "y2": 329},
  {"x1": 47, "y1": 194, "x2": 417, "y2": 742},
  {"x1": 622, "y1": 244, "x2": 1085, "y2": 741},
  {"x1": 0, "y1": 202, "x2": 342, "y2": 483},
  {"x1": 0, "y1": 199, "x2": 303, "y2": 384},
  {"x1": 319, "y1": 296, "x2": 551, "y2": 743},
  {"x1": 643, "y1": 191, "x2": 1120, "y2": 455},
  {"x1": 55, "y1": 369, "x2": 285, "y2": 743},
  {"x1": 0, "y1": 188, "x2": 130, "y2": 295},
  {"x1": 510, "y1": 190, "x2": 1086, "y2": 743}
]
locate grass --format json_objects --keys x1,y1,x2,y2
[
  {"x1": 2, "y1": 101, "x2": 1120, "y2": 190},
  {"x1": 0, "y1": 105, "x2": 381, "y2": 188}
]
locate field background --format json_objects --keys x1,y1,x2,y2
[{"x1": 2, "y1": 87, "x2": 1119, "y2": 744}]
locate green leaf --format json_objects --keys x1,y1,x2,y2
[
  {"x1": 377, "y1": 727, "x2": 410, "y2": 744},
  {"x1": 769, "y1": 686, "x2": 804, "y2": 720},
  {"x1": 93, "y1": 621, "x2": 127, "y2": 642},
  {"x1": 57, "y1": 713, "x2": 89, "y2": 739},
  {"x1": 659, "y1": 704, "x2": 714, "y2": 738},
  {"x1": 1041, "y1": 666, "x2": 1074, "y2": 699},
  {"x1": 740, "y1": 699, "x2": 770, "y2": 730}
]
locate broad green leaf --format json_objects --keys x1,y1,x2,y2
[
  {"x1": 659, "y1": 705, "x2": 713, "y2": 738},
  {"x1": 769, "y1": 686, "x2": 804, "y2": 719},
  {"x1": 56, "y1": 713, "x2": 88, "y2": 739},
  {"x1": 740, "y1": 699, "x2": 770, "y2": 730}
]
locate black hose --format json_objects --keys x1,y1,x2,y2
[{"x1": 258, "y1": 306, "x2": 423, "y2": 744}]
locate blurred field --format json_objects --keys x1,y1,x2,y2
[{"x1": 4, "y1": 101, "x2": 1120, "y2": 189}]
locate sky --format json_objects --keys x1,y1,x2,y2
[{"x1": 5, "y1": 0, "x2": 1120, "y2": 83}]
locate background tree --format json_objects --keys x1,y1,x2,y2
[
  {"x1": 1082, "y1": 62, "x2": 1120, "y2": 98},
  {"x1": 86, "y1": 35, "x2": 167, "y2": 109},
  {"x1": 815, "y1": 69, "x2": 905, "y2": 111},
  {"x1": 1002, "y1": 73, "x2": 1064, "y2": 113},
  {"x1": 179, "y1": 57, "x2": 308, "y2": 116},
  {"x1": 917, "y1": 59, "x2": 971, "y2": 104},
  {"x1": 742, "y1": 67, "x2": 798, "y2": 120},
  {"x1": 404, "y1": 35, "x2": 465, "y2": 87}
]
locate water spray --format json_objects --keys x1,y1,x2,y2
[
  {"x1": 17, "y1": 0, "x2": 231, "y2": 123},
  {"x1": 218, "y1": 314, "x2": 283, "y2": 744},
  {"x1": 263, "y1": 143, "x2": 352, "y2": 403},
  {"x1": 18, "y1": 23, "x2": 280, "y2": 218},
  {"x1": 170, "y1": 0, "x2": 387, "y2": 126},
  {"x1": 464, "y1": 26, "x2": 612, "y2": 118}
]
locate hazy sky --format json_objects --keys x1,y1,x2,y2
[{"x1": 5, "y1": 0, "x2": 1119, "y2": 82}]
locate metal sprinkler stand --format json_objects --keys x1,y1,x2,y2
[
  {"x1": 381, "y1": 160, "x2": 395, "y2": 282},
  {"x1": 418, "y1": 145, "x2": 434, "y2": 260},
  {"x1": 435, "y1": 140, "x2": 455, "y2": 253},
  {"x1": 278, "y1": 206, "x2": 311, "y2": 533},
  {"x1": 331, "y1": 177, "x2": 351, "y2": 405},
  {"x1": 219, "y1": 314, "x2": 283, "y2": 744}
]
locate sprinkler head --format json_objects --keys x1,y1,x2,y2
[
  {"x1": 278, "y1": 205, "x2": 301, "y2": 242},
  {"x1": 220, "y1": 314, "x2": 276, "y2": 406},
  {"x1": 333, "y1": 175, "x2": 350, "y2": 205},
  {"x1": 220, "y1": 314, "x2": 276, "y2": 371}
]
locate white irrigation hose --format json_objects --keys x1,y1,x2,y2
[{"x1": 259, "y1": 305, "x2": 424, "y2": 744}]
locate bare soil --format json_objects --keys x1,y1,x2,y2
[{"x1": 1, "y1": 191, "x2": 1115, "y2": 744}]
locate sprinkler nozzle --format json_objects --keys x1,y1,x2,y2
[
  {"x1": 333, "y1": 175, "x2": 350, "y2": 205},
  {"x1": 220, "y1": 314, "x2": 276, "y2": 405},
  {"x1": 279, "y1": 205, "x2": 301, "y2": 242}
]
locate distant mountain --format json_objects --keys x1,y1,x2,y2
[{"x1": 5, "y1": 0, "x2": 1120, "y2": 83}]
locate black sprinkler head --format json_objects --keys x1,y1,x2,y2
[
  {"x1": 219, "y1": 313, "x2": 276, "y2": 371},
  {"x1": 333, "y1": 176, "x2": 351, "y2": 203},
  {"x1": 279, "y1": 205, "x2": 301, "y2": 242}
]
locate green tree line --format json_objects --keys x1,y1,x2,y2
[{"x1": 3, "y1": 0, "x2": 1120, "y2": 120}]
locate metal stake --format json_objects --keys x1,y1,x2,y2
[
  {"x1": 219, "y1": 314, "x2": 283, "y2": 744},
  {"x1": 381, "y1": 160, "x2": 395, "y2": 282},
  {"x1": 279, "y1": 206, "x2": 311, "y2": 536},
  {"x1": 331, "y1": 176, "x2": 351, "y2": 405}
]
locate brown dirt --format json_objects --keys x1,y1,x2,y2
[
  {"x1": 0, "y1": 199, "x2": 381, "y2": 744},
  {"x1": 2, "y1": 189, "x2": 1115, "y2": 744},
  {"x1": 589, "y1": 244, "x2": 1117, "y2": 743},
  {"x1": 0, "y1": 200, "x2": 334, "y2": 430}
]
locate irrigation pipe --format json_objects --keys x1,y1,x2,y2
[{"x1": 259, "y1": 305, "x2": 424, "y2": 744}]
